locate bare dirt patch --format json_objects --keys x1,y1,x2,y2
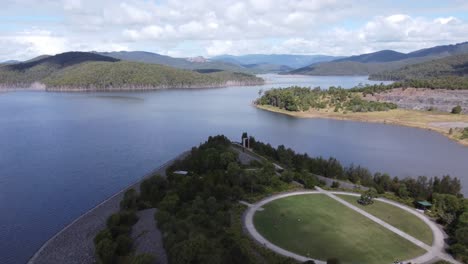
[{"x1": 365, "y1": 88, "x2": 468, "y2": 113}]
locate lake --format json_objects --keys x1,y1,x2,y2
[{"x1": 0, "y1": 74, "x2": 467, "y2": 264}]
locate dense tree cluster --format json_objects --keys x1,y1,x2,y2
[
  {"x1": 94, "y1": 201, "x2": 139, "y2": 264},
  {"x1": 256, "y1": 86, "x2": 397, "y2": 113},
  {"x1": 138, "y1": 135, "x2": 295, "y2": 264},
  {"x1": 441, "y1": 195, "x2": 468, "y2": 263}
]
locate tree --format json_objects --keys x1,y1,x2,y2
[
  {"x1": 131, "y1": 254, "x2": 156, "y2": 264},
  {"x1": 455, "y1": 227, "x2": 468, "y2": 246},
  {"x1": 331, "y1": 181, "x2": 340, "y2": 188},
  {"x1": 452, "y1": 105, "x2": 462, "y2": 114},
  {"x1": 397, "y1": 184, "x2": 409, "y2": 198},
  {"x1": 96, "y1": 238, "x2": 117, "y2": 264},
  {"x1": 327, "y1": 258, "x2": 341, "y2": 264},
  {"x1": 358, "y1": 188, "x2": 378, "y2": 206},
  {"x1": 115, "y1": 234, "x2": 133, "y2": 256},
  {"x1": 433, "y1": 193, "x2": 461, "y2": 224}
]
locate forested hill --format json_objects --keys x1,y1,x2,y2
[
  {"x1": 288, "y1": 41, "x2": 468, "y2": 76},
  {"x1": 0, "y1": 52, "x2": 264, "y2": 90},
  {"x1": 369, "y1": 53, "x2": 468, "y2": 80}
]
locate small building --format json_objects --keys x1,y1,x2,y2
[
  {"x1": 416, "y1": 200, "x2": 432, "y2": 210},
  {"x1": 173, "y1": 170, "x2": 188, "y2": 175}
]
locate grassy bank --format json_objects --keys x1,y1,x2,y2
[
  {"x1": 256, "y1": 104, "x2": 468, "y2": 147},
  {"x1": 253, "y1": 194, "x2": 425, "y2": 263}
]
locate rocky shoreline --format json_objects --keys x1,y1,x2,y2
[
  {"x1": 28, "y1": 151, "x2": 189, "y2": 264},
  {"x1": 364, "y1": 88, "x2": 468, "y2": 114}
]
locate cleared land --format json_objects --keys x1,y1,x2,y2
[
  {"x1": 256, "y1": 105, "x2": 468, "y2": 146},
  {"x1": 337, "y1": 194, "x2": 433, "y2": 245},
  {"x1": 253, "y1": 194, "x2": 425, "y2": 264}
]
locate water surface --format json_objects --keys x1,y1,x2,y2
[{"x1": 0, "y1": 75, "x2": 467, "y2": 264}]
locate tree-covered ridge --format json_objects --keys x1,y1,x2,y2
[
  {"x1": 0, "y1": 52, "x2": 264, "y2": 90},
  {"x1": 0, "y1": 52, "x2": 119, "y2": 86},
  {"x1": 42, "y1": 61, "x2": 263, "y2": 90},
  {"x1": 256, "y1": 86, "x2": 397, "y2": 112},
  {"x1": 370, "y1": 53, "x2": 468, "y2": 81}
]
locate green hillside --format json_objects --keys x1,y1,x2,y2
[
  {"x1": 288, "y1": 42, "x2": 468, "y2": 76},
  {"x1": 0, "y1": 52, "x2": 264, "y2": 90},
  {"x1": 43, "y1": 61, "x2": 263, "y2": 90},
  {"x1": 369, "y1": 53, "x2": 468, "y2": 80}
]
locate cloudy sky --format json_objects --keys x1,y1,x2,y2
[{"x1": 1, "y1": 0, "x2": 468, "y2": 61}]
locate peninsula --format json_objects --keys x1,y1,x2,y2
[{"x1": 255, "y1": 85, "x2": 468, "y2": 146}]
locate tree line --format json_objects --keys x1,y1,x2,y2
[{"x1": 256, "y1": 86, "x2": 397, "y2": 113}]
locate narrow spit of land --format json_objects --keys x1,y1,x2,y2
[{"x1": 28, "y1": 151, "x2": 189, "y2": 264}]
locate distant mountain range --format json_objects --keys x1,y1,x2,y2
[
  {"x1": 0, "y1": 52, "x2": 263, "y2": 90},
  {"x1": 210, "y1": 54, "x2": 341, "y2": 69},
  {"x1": 289, "y1": 42, "x2": 468, "y2": 76}
]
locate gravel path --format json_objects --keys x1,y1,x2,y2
[
  {"x1": 28, "y1": 151, "x2": 189, "y2": 264},
  {"x1": 244, "y1": 189, "x2": 461, "y2": 264},
  {"x1": 132, "y1": 208, "x2": 167, "y2": 264}
]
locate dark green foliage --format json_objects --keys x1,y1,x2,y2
[
  {"x1": 95, "y1": 209, "x2": 139, "y2": 263},
  {"x1": 140, "y1": 175, "x2": 168, "y2": 207},
  {"x1": 331, "y1": 181, "x2": 340, "y2": 188},
  {"x1": 94, "y1": 229, "x2": 112, "y2": 246},
  {"x1": 115, "y1": 234, "x2": 133, "y2": 256},
  {"x1": 95, "y1": 238, "x2": 117, "y2": 264},
  {"x1": 256, "y1": 86, "x2": 397, "y2": 112},
  {"x1": 452, "y1": 105, "x2": 463, "y2": 114},
  {"x1": 131, "y1": 254, "x2": 156, "y2": 264},
  {"x1": 120, "y1": 189, "x2": 138, "y2": 210},
  {"x1": 358, "y1": 188, "x2": 378, "y2": 206},
  {"x1": 326, "y1": 258, "x2": 341, "y2": 264}
]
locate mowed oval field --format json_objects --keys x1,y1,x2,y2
[
  {"x1": 253, "y1": 194, "x2": 427, "y2": 264},
  {"x1": 336, "y1": 194, "x2": 433, "y2": 245}
]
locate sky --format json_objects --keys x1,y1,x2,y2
[{"x1": 1, "y1": 0, "x2": 468, "y2": 61}]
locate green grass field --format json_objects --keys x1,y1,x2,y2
[
  {"x1": 337, "y1": 194, "x2": 433, "y2": 245},
  {"x1": 253, "y1": 194, "x2": 426, "y2": 264}
]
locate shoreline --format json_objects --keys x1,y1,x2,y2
[
  {"x1": 256, "y1": 104, "x2": 468, "y2": 147},
  {"x1": 28, "y1": 151, "x2": 189, "y2": 264}
]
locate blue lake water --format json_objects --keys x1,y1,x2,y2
[{"x1": 0, "y1": 75, "x2": 467, "y2": 263}]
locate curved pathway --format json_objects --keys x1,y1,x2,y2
[{"x1": 244, "y1": 189, "x2": 462, "y2": 264}]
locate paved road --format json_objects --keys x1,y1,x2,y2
[{"x1": 244, "y1": 189, "x2": 462, "y2": 264}]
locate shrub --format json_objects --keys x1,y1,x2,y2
[
  {"x1": 115, "y1": 234, "x2": 133, "y2": 256},
  {"x1": 327, "y1": 258, "x2": 341, "y2": 264},
  {"x1": 451, "y1": 105, "x2": 462, "y2": 114},
  {"x1": 120, "y1": 189, "x2": 138, "y2": 210},
  {"x1": 331, "y1": 181, "x2": 340, "y2": 188},
  {"x1": 94, "y1": 228, "x2": 112, "y2": 245},
  {"x1": 131, "y1": 254, "x2": 156, "y2": 264},
  {"x1": 96, "y1": 238, "x2": 117, "y2": 264}
]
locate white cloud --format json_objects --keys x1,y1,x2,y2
[{"x1": 1, "y1": 0, "x2": 468, "y2": 60}]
